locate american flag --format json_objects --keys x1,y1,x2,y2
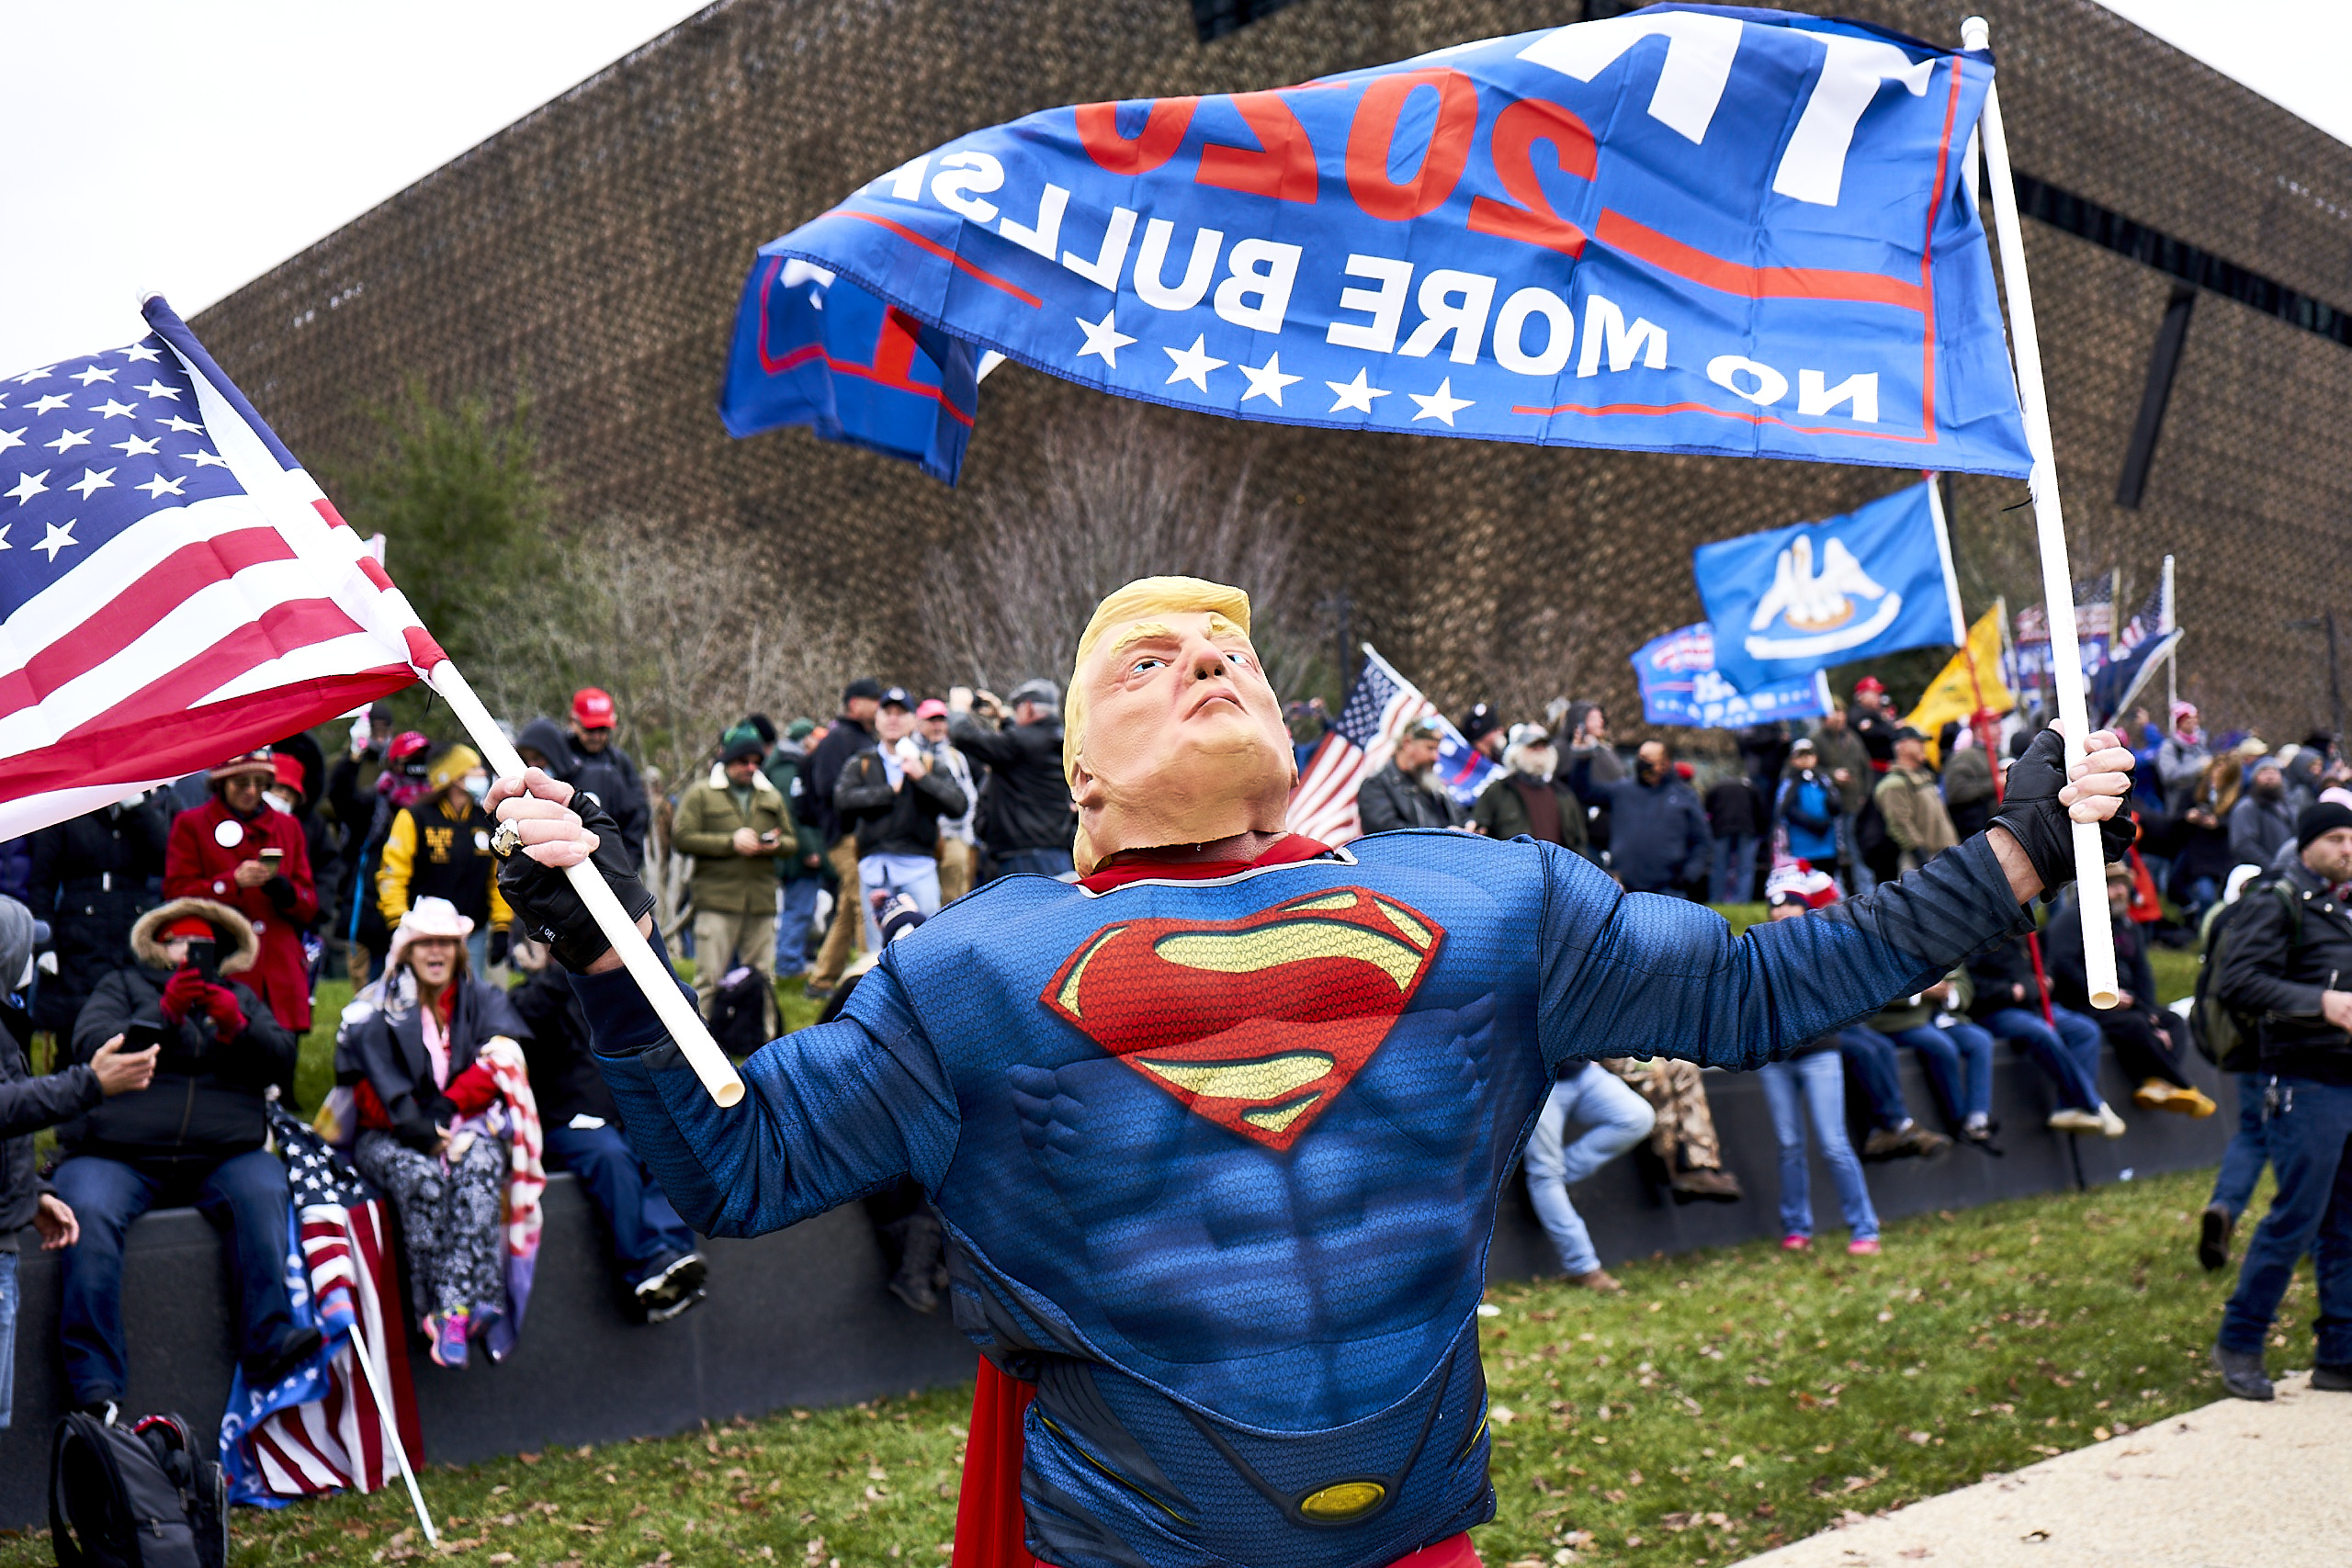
[
  {"x1": 0, "y1": 296, "x2": 440, "y2": 838},
  {"x1": 1287, "y1": 645, "x2": 1497, "y2": 845}
]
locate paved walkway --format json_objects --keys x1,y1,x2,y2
[{"x1": 1735, "y1": 1373, "x2": 2351, "y2": 1568}]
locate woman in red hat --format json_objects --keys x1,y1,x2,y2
[{"x1": 163, "y1": 751, "x2": 318, "y2": 1033}]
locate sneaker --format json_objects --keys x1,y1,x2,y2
[
  {"x1": 1669, "y1": 1168, "x2": 1744, "y2": 1203},
  {"x1": 636, "y1": 1251, "x2": 709, "y2": 1324},
  {"x1": 2047, "y1": 1108, "x2": 2103, "y2": 1134},
  {"x1": 1861, "y1": 1122, "x2": 1951, "y2": 1161},
  {"x1": 1567, "y1": 1268, "x2": 1624, "y2": 1293},
  {"x1": 2096, "y1": 1102, "x2": 2129, "y2": 1139},
  {"x1": 1781, "y1": 1234, "x2": 1812, "y2": 1252},
  {"x1": 2198, "y1": 1203, "x2": 2235, "y2": 1272},
  {"x1": 427, "y1": 1309, "x2": 470, "y2": 1370},
  {"x1": 2134, "y1": 1079, "x2": 2220, "y2": 1118},
  {"x1": 2311, "y1": 1365, "x2": 2352, "y2": 1392},
  {"x1": 74, "y1": 1400, "x2": 119, "y2": 1426},
  {"x1": 1847, "y1": 1237, "x2": 1883, "y2": 1256},
  {"x1": 2211, "y1": 1343, "x2": 2273, "y2": 1402}
]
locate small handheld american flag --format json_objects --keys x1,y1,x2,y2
[
  {"x1": 0, "y1": 296, "x2": 441, "y2": 838},
  {"x1": 1287, "y1": 645, "x2": 1498, "y2": 845}
]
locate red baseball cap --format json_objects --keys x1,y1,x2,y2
[
  {"x1": 915, "y1": 698, "x2": 948, "y2": 719},
  {"x1": 1852, "y1": 675, "x2": 1887, "y2": 696},
  {"x1": 571, "y1": 688, "x2": 616, "y2": 728}
]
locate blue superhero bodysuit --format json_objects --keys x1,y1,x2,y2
[{"x1": 582, "y1": 829, "x2": 2031, "y2": 1568}]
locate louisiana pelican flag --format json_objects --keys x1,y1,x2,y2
[
  {"x1": 1693, "y1": 479, "x2": 1963, "y2": 692},
  {"x1": 725, "y1": 5, "x2": 2032, "y2": 483}
]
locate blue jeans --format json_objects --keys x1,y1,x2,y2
[
  {"x1": 1758, "y1": 1051, "x2": 1879, "y2": 1241},
  {"x1": 2219, "y1": 1077, "x2": 2352, "y2": 1363},
  {"x1": 1983, "y1": 1005, "x2": 2104, "y2": 1112},
  {"x1": 1834, "y1": 1027, "x2": 1911, "y2": 1131},
  {"x1": 543, "y1": 1123, "x2": 697, "y2": 1288},
  {"x1": 1711, "y1": 835, "x2": 1758, "y2": 903},
  {"x1": 0, "y1": 1251, "x2": 17, "y2": 1429},
  {"x1": 1890, "y1": 1021, "x2": 1995, "y2": 1124},
  {"x1": 859, "y1": 856, "x2": 943, "y2": 949},
  {"x1": 1523, "y1": 1064, "x2": 1656, "y2": 1276},
  {"x1": 51, "y1": 1149, "x2": 298, "y2": 1406},
  {"x1": 774, "y1": 874, "x2": 823, "y2": 975},
  {"x1": 994, "y1": 847, "x2": 1077, "y2": 881},
  {"x1": 466, "y1": 927, "x2": 491, "y2": 976},
  {"x1": 2211, "y1": 1072, "x2": 2270, "y2": 1219}
]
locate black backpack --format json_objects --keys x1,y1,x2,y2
[
  {"x1": 2189, "y1": 879, "x2": 2300, "y2": 1075},
  {"x1": 705, "y1": 964, "x2": 771, "y2": 1057},
  {"x1": 51, "y1": 1412, "x2": 227, "y2": 1568}
]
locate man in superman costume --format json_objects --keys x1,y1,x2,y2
[{"x1": 485, "y1": 577, "x2": 2137, "y2": 1568}]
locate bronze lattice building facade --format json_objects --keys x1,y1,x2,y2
[{"x1": 193, "y1": 0, "x2": 2352, "y2": 737}]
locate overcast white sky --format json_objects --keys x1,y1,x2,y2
[{"x1": 2, "y1": 0, "x2": 2346, "y2": 377}]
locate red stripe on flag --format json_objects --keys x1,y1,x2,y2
[
  {"x1": 1594, "y1": 209, "x2": 1928, "y2": 310},
  {"x1": 0, "y1": 526, "x2": 295, "y2": 724},
  {"x1": 833, "y1": 211, "x2": 1046, "y2": 307},
  {"x1": 56, "y1": 599, "x2": 368, "y2": 743}
]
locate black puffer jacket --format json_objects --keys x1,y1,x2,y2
[
  {"x1": 510, "y1": 965, "x2": 616, "y2": 1127},
  {"x1": 28, "y1": 797, "x2": 171, "y2": 1034},
  {"x1": 336, "y1": 976, "x2": 530, "y2": 1152},
  {"x1": 64, "y1": 964, "x2": 296, "y2": 1162},
  {"x1": 3, "y1": 1002, "x2": 100, "y2": 1247},
  {"x1": 836, "y1": 746, "x2": 969, "y2": 861},
  {"x1": 2218, "y1": 859, "x2": 2352, "y2": 1084},
  {"x1": 948, "y1": 714, "x2": 1075, "y2": 856}
]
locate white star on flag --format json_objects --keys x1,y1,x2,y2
[
  {"x1": 119, "y1": 344, "x2": 162, "y2": 363},
  {"x1": 188, "y1": 449, "x2": 229, "y2": 468},
  {"x1": 28, "y1": 394, "x2": 71, "y2": 415},
  {"x1": 67, "y1": 467, "x2": 116, "y2": 500},
  {"x1": 135, "y1": 473, "x2": 186, "y2": 501},
  {"x1": 32, "y1": 520, "x2": 76, "y2": 561},
  {"x1": 0, "y1": 428, "x2": 23, "y2": 455},
  {"x1": 0, "y1": 525, "x2": 9, "y2": 548},
  {"x1": 1409, "y1": 378, "x2": 1474, "y2": 426},
  {"x1": 6, "y1": 470, "x2": 49, "y2": 504},
  {"x1": 45, "y1": 428, "x2": 93, "y2": 455},
  {"x1": 1237, "y1": 353, "x2": 1302, "y2": 406},
  {"x1": 9, "y1": 368, "x2": 54, "y2": 386},
  {"x1": 1325, "y1": 368, "x2": 1389, "y2": 414},
  {"x1": 68, "y1": 366, "x2": 117, "y2": 386},
  {"x1": 1074, "y1": 309, "x2": 1135, "y2": 368},
  {"x1": 1163, "y1": 334, "x2": 1227, "y2": 391},
  {"x1": 160, "y1": 415, "x2": 203, "y2": 434},
  {"x1": 111, "y1": 434, "x2": 161, "y2": 457},
  {"x1": 134, "y1": 380, "x2": 182, "y2": 401},
  {"x1": 92, "y1": 399, "x2": 137, "y2": 421}
]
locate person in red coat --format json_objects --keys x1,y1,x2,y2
[{"x1": 164, "y1": 750, "x2": 318, "y2": 1033}]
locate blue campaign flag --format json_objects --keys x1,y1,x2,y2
[
  {"x1": 720, "y1": 258, "x2": 989, "y2": 483},
  {"x1": 1633, "y1": 624, "x2": 1830, "y2": 728},
  {"x1": 1693, "y1": 479, "x2": 1963, "y2": 692},
  {"x1": 729, "y1": 5, "x2": 2032, "y2": 484}
]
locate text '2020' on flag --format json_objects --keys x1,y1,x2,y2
[
  {"x1": 0, "y1": 297, "x2": 442, "y2": 839},
  {"x1": 1632, "y1": 623, "x2": 1828, "y2": 729},
  {"x1": 1692, "y1": 479, "x2": 1963, "y2": 694},
  {"x1": 725, "y1": 5, "x2": 2033, "y2": 484}
]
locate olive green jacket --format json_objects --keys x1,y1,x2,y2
[{"x1": 673, "y1": 767, "x2": 790, "y2": 914}]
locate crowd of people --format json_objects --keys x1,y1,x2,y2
[
  {"x1": 1348, "y1": 679, "x2": 2351, "y2": 1337},
  {"x1": 0, "y1": 661, "x2": 2342, "y2": 1436}
]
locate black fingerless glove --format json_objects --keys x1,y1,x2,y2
[
  {"x1": 1988, "y1": 728, "x2": 2137, "y2": 891},
  {"x1": 487, "y1": 928, "x2": 511, "y2": 967},
  {"x1": 493, "y1": 791, "x2": 657, "y2": 972}
]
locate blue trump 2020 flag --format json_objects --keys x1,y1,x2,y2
[
  {"x1": 1634, "y1": 624, "x2": 1830, "y2": 728},
  {"x1": 721, "y1": 259, "x2": 993, "y2": 483},
  {"x1": 725, "y1": 4, "x2": 2032, "y2": 484},
  {"x1": 1694, "y1": 479, "x2": 1963, "y2": 692}
]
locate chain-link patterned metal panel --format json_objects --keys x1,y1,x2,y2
[{"x1": 191, "y1": 0, "x2": 2352, "y2": 739}]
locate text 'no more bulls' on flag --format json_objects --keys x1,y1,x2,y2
[
  {"x1": 727, "y1": 6, "x2": 2032, "y2": 485},
  {"x1": 1692, "y1": 479, "x2": 1963, "y2": 694},
  {"x1": 0, "y1": 297, "x2": 441, "y2": 839}
]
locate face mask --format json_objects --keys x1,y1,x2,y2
[
  {"x1": 264, "y1": 793, "x2": 294, "y2": 814},
  {"x1": 465, "y1": 773, "x2": 491, "y2": 804}
]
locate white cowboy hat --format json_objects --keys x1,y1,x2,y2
[{"x1": 386, "y1": 896, "x2": 475, "y2": 973}]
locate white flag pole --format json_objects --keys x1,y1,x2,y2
[
  {"x1": 340, "y1": 1213, "x2": 436, "y2": 1546},
  {"x1": 1963, "y1": 16, "x2": 2118, "y2": 1009},
  {"x1": 425, "y1": 660, "x2": 747, "y2": 1106}
]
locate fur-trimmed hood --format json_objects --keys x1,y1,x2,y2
[{"x1": 130, "y1": 897, "x2": 257, "y2": 974}]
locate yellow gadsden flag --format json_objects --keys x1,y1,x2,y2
[{"x1": 1905, "y1": 602, "x2": 2012, "y2": 763}]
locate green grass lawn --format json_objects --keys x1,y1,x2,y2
[
  {"x1": 0, "y1": 1166, "x2": 2280, "y2": 1568},
  {"x1": 14, "y1": 911, "x2": 2212, "y2": 1568}
]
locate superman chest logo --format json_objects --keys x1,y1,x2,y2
[{"x1": 1040, "y1": 886, "x2": 1444, "y2": 1152}]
